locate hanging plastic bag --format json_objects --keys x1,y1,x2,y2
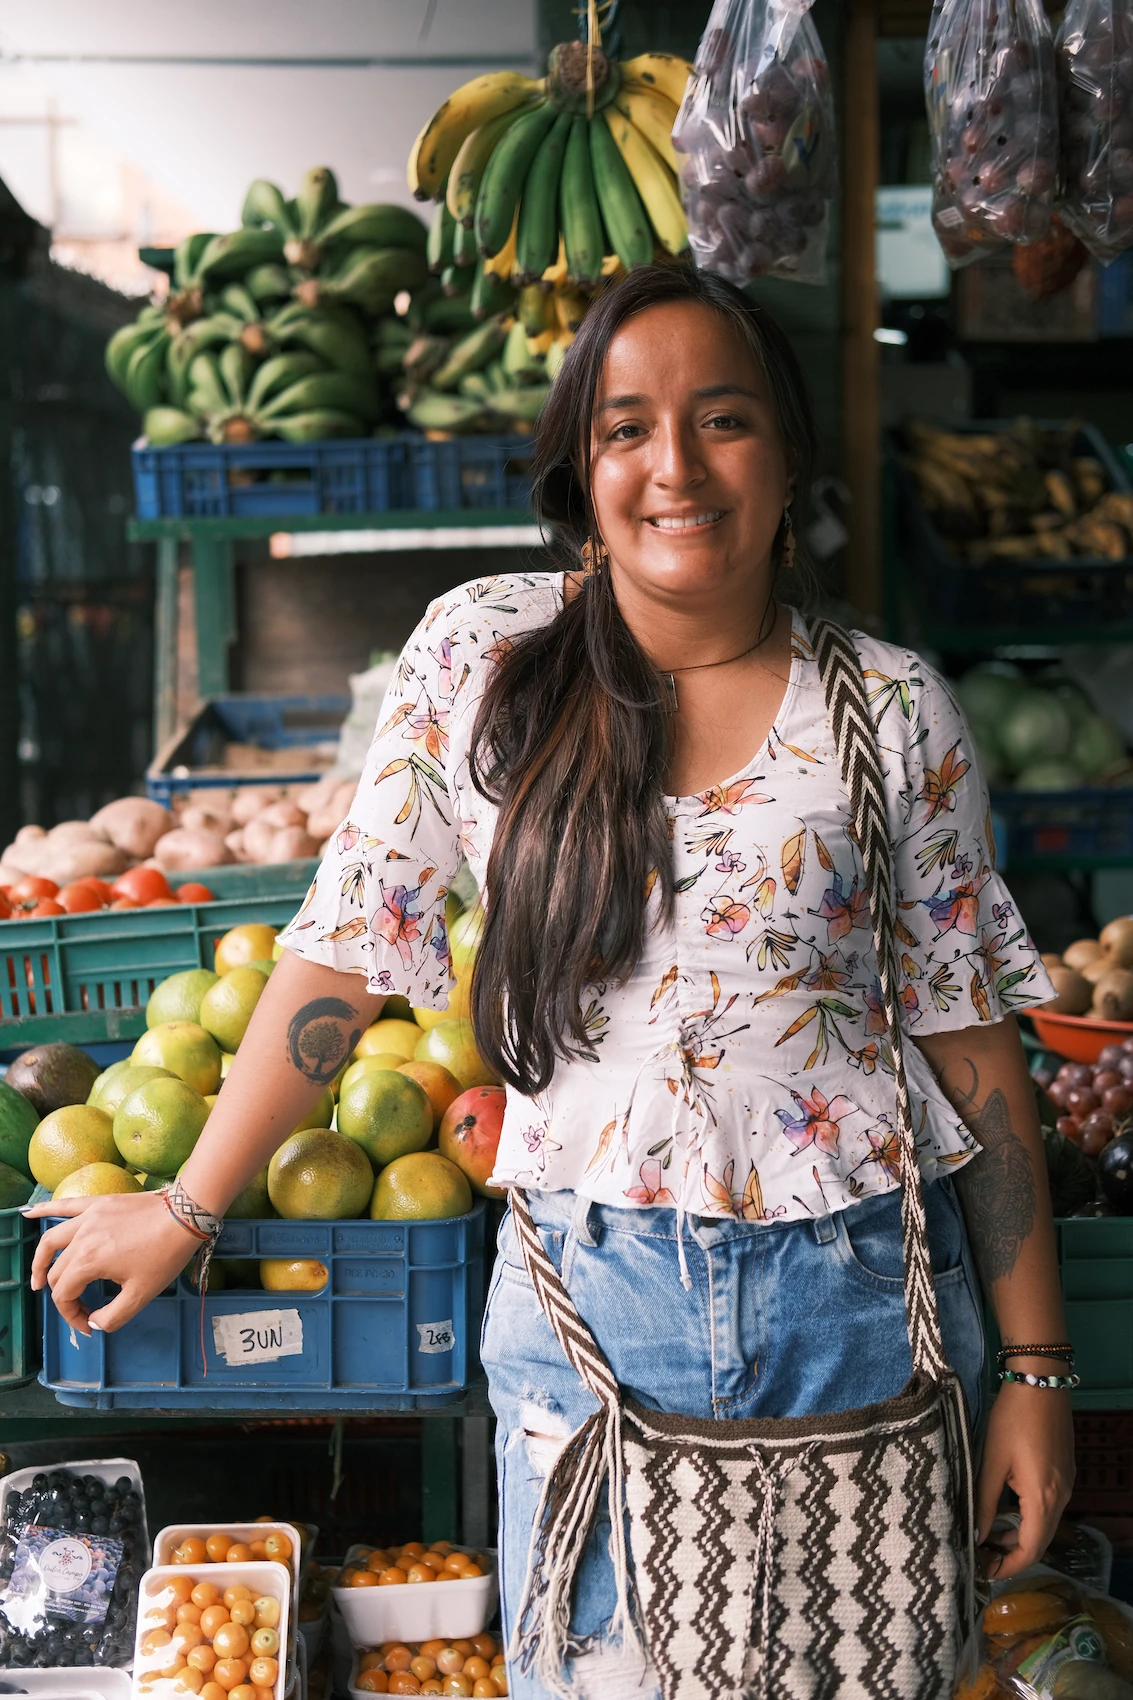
[
  {"x1": 925, "y1": 0, "x2": 1060, "y2": 267},
  {"x1": 672, "y1": 0, "x2": 836, "y2": 286},
  {"x1": 1057, "y1": 0, "x2": 1133, "y2": 263},
  {"x1": 952, "y1": 1560, "x2": 1133, "y2": 1700}
]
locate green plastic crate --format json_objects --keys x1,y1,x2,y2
[
  {"x1": 0, "y1": 863, "x2": 315, "y2": 1048},
  {"x1": 0, "y1": 1205, "x2": 37, "y2": 1386},
  {"x1": 1058, "y1": 1217, "x2": 1133, "y2": 1410}
]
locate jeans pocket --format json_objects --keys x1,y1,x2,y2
[{"x1": 840, "y1": 1182, "x2": 968, "y2": 1292}]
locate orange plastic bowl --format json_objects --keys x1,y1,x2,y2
[{"x1": 1029, "y1": 1007, "x2": 1133, "y2": 1064}]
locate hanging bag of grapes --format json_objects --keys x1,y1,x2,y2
[
  {"x1": 1057, "y1": 0, "x2": 1133, "y2": 263},
  {"x1": 672, "y1": 0, "x2": 836, "y2": 285},
  {"x1": 925, "y1": 0, "x2": 1060, "y2": 267}
]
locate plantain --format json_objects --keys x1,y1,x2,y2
[
  {"x1": 106, "y1": 321, "x2": 162, "y2": 393},
  {"x1": 143, "y1": 406, "x2": 200, "y2": 446},
  {"x1": 482, "y1": 209, "x2": 519, "y2": 283},
  {"x1": 271, "y1": 409, "x2": 365, "y2": 442},
  {"x1": 560, "y1": 117, "x2": 604, "y2": 288},
  {"x1": 604, "y1": 108, "x2": 687, "y2": 255},
  {"x1": 258, "y1": 369, "x2": 379, "y2": 422},
  {"x1": 187, "y1": 352, "x2": 228, "y2": 418},
  {"x1": 502, "y1": 317, "x2": 545, "y2": 383},
  {"x1": 294, "y1": 245, "x2": 428, "y2": 314},
  {"x1": 590, "y1": 111, "x2": 653, "y2": 271},
  {"x1": 470, "y1": 258, "x2": 516, "y2": 320},
  {"x1": 459, "y1": 372, "x2": 494, "y2": 402},
  {"x1": 516, "y1": 109, "x2": 572, "y2": 282},
  {"x1": 194, "y1": 227, "x2": 285, "y2": 284},
  {"x1": 246, "y1": 351, "x2": 327, "y2": 413},
  {"x1": 517, "y1": 281, "x2": 553, "y2": 336},
  {"x1": 124, "y1": 333, "x2": 171, "y2": 412},
  {"x1": 241, "y1": 179, "x2": 296, "y2": 238},
  {"x1": 447, "y1": 104, "x2": 539, "y2": 226},
  {"x1": 219, "y1": 342, "x2": 255, "y2": 409},
  {"x1": 489, "y1": 385, "x2": 551, "y2": 424},
  {"x1": 269, "y1": 306, "x2": 375, "y2": 373},
  {"x1": 294, "y1": 167, "x2": 340, "y2": 246},
  {"x1": 409, "y1": 71, "x2": 547, "y2": 201},
  {"x1": 474, "y1": 100, "x2": 557, "y2": 258},
  {"x1": 404, "y1": 389, "x2": 487, "y2": 431},
  {"x1": 431, "y1": 315, "x2": 509, "y2": 389},
  {"x1": 428, "y1": 201, "x2": 456, "y2": 274},
  {"x1": 452, "y1": 217, "x2": 478, "y2": 268},
  {"x1": 441, "y1": 262, "x2": 474, "y2": 297},
  {"x1": 245, "y1": 263, "x2": 294, "y2": 303}
]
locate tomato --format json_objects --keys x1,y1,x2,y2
[
  {"x1": 75, "y1": 877, "x2": 115, "y2": 902},
  {"x1": 10, "y1": 875, "x2": 59, "y2": 902},
  {"x1": 110, "y1": 896, "x2": 141, "y2": 909},
  {"x1": 56, "y1": 882, "x2": 104, "y2": 914},
  {"x1": 113, "y1": 866, "x2": 173, "y2": 905},
  {"x1": 0, "y1": 893, "x2": 10, "y2": 920},
  {"x1": 177, "y1": 883, "x2": 217, "y2": 903},
  {"x1": 28, "y1": 899, "x2": 64, "y2": 917}
]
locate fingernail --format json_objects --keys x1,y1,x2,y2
[
  {"x1": 974, "y1": 1527, "x2": 982, "y2": 1545},
  {"x1": 89, "y1": 1320, "x2": 103, "y2": 1332}
]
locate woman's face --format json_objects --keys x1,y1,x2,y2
[{"x1": 588, "y1": 300, "x2": 793, "y2": 604}]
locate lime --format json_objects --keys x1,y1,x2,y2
[
  {"x1": 29, "y1": 1105, "x2": 119, "y2": 1191},
  {"x1": 338, "y1": 1069, "x2": 432, "y2": 1168},
  {"x1": 113, "y1": 1077, "x2": 209, "y2": 1173},
  {"x1": 88, "y1": 1062, "x2": 174, "y2": 1119},
  {"x1": 199, "y1": 966, "x2": 267, "y2": 1051},
  {"x1": 267, "y1": 1128, "x2": 373, "y2": 1220},
  {"x1": 146, "y1": 968, "x2": 219, "y2": 1029},
  {"x1": 132, "y1": 1022, "x2": 221, "y2": 1095}
]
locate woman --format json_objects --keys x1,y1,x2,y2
[{"x1": 30, "y1": 265, "x2": 1073, "y2": 1696}]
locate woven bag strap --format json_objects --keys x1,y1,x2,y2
[
  {"x1": 509, "y1": 1187, "x2": 620, "y2": 1407},
  {"x1": 810, "y1": 617, "x2": 948, "y2": 1379}
]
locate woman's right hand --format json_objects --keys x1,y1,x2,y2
[{"x1": 26, "y1": 1193, "x2": 203, "y2": 1334}]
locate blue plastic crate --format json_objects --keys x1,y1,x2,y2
[
  {"x1": 41, "y1": 1209, "x2": 486, "y2": 1411},
  {"x1": 407, "y1": 434, "x2": 535, "y2": 511},
  {"x1": 146, "y1": 693, "x2": 348, "y2": 806},
  {"x1": 990, "y1": 785, "x2": 1133, "y2": 866},
  {"x1": 132, "y1": 432, "x2": 534, "y2": 520}
]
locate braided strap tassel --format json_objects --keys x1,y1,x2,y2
[
  {"x1": 811, "y1": 619, "x2": 949, "y2": 1382},
  {"x1": 508, "y1": 1190, "x2": 641, "y2": 1694}
]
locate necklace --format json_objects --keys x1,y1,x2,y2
[{"x1": 659, "y1": 600, "x2": 777, "y2": 712}]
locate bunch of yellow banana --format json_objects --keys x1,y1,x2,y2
[{"x1": 408, "y1": 48, "x2": 692, "y2": 292}]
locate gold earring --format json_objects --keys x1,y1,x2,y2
[
  {"x1": 581, "y1": 536, "x2": 609, "y2": 577},
  {"x1": 780, "y1": 509, "x2": 796, "y2": 573}
]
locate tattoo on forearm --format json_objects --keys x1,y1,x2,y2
[
  {"x1": 949, "y1": 1062, "x2": 1036, "y2": 1285},
  {"x1": 287, "y1": 998, "x2": 361, "y2": 1086}
]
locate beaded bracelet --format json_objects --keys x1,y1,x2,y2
[
  {"x1": 996, "y1": 1343, "x2": 1075, "y2": 1366},
  {"x1": 998, "y1": 1369, "x2": 1081, "y2": 1390}
]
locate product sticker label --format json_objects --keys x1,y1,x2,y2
[
  {"x1": 2, "y1": 1524, "x2": 125, "y2": 1629},
  {"x1": 416, "y1": 1319, "x2": 454, "y2": 1355},
  {"x1": 935, "y1": 205, "x2": 965, "y2": 230},
  {"x1": 211, "y1": 1309, "x2": 304, "y2": 1366}
]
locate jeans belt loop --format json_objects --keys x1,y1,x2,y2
[
  {"x1": 814, "y1": 1213, "x2": 838, "y2": 1246},
  {"x1": 570, "y1": 1191, "x2": 599, "y2": 1247}
]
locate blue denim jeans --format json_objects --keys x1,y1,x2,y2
[{"x1": 480, "y1": 1181, "x2": 985, "y2": 1700}]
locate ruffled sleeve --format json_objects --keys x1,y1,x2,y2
[
  {"x1": 889, "y1": 658, "x2": 1054, "y2": 1033},
  {"x1": 277, "y1": 599, "x2": 461, "y2": 1008}
]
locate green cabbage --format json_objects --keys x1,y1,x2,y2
[
  {"x1": 1014, "y1": 759, "x2": 1082, "y2": 791},
  {"x1": 1071, "y1": 712, "x2": 1126, "y2": 779},
  {"x1": 969, "y1": 721, "x2": 1006, "y2": 787},
  {"x1": 1000, "y1": 691, "x2": 1072, "y2": 769},
  {"x1": 956, "y1": 666, "x2": 1027, "y2": 727}
]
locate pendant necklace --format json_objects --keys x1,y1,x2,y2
[{"x1": 659, "y1": 600, "x2": 777, "y2": 712}]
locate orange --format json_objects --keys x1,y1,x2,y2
[
  {"x1": 214, "y1": 923, "x2": 279, "y2": 976},
  {"x1": 337, "y1": 1069, "x2": 432, "y2": 1167},
  {"x1": 205, "y1": 1534, "x2": 230, "y2": 1563},
  {"x1": 199, "y1": 968, "x2": 267, "y2": 1052},
  {"x1": 147, "y1": 970, "x2": 220, "y2": 1029},
  {"x1": 267, "y1": 1128, "x2": 372, "y2": 1221},
  {"x1": 397, "y1": 1061, "x2": 461, "y2": 1130},
  {"x1": 28, "y1": 1105, "x2": 120, "y2": 1191},
  {"x1": 353, "y1": 1019, "x2": 422, "y2": 1062},
  {"x1": 370, "y1": 1152, "x2": 472, "y2": 1222},
  {"x1": 413, "y1": 975, "x2": 472, "y2": 1030},
  {"x1": 412, "y1": 1019, "x2": 495, "y2": 1090},
  {"x1": 132, "y1": 1021, "x2": 222, "y2": 1095}
]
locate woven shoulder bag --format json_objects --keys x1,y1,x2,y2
[{"x1": 507, "y1": 619, "x2": 978, "y2": 1700}]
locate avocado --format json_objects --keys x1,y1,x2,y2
[
  {"x1": 0, "y1": 1162, "x2": 34, "y2": 1209},
  {"x1": 5, "y1": 1042, "x2": 102, "y2": 1117},
  {"x1": 0, "y1": 1080, "x2": 38, "y2": 1177}
]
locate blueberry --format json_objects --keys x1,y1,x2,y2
[
  {"x1": 47, "y1": 1473, "x2": 66, "y2": 1490},
  {"x1": 31, "y1": 1476, "x2": 46, "y2": 1493},
  {"x1": 113, "y1": 1479, "x2": 131, "y2": 1497}
]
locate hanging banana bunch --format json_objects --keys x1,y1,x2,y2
[{"x1": 407, "y1": 47, "x2": 692, "y2": 293}]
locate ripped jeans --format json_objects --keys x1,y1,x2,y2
[{"x1": 479, "y1": 1183, "x2": 985, "y2": 1700}]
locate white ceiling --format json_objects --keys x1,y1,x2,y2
[{"x1": 0, "y1": 1, "x2": 539, "y2": 231}]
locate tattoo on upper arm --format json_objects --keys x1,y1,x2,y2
[
  {"x1": 287, "y1": 998, "x2": 361, "y2": 1086},
  {"x1": 949, "y1": 1061, "x2": 1037, "y2": 1285}
]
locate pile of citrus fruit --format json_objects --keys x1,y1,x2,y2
[
  {"x1": 136, "y1": 1574, "x2": 283, "y2": 1700},
  {"x1": 340, "y1": 1540, "x2": 488, "y2": 1588},
  {"x1": 355, "y1": 1631, "x2": 505, "y2": 1697}
]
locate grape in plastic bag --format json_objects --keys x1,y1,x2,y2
[
  {"x1": 0, "y1": 1468, "x2": 146, "y2": 1668},
  {"x1": 1057, "y1": 0, "x2": 1133, "y2": 263},
  {"x1": 925, "y1": 0, "x2": 1060, "y2": 267},
  {"x1": 672, "y1": 0, "x2": 836, "y2": 286}
]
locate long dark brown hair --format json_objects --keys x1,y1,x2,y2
[{"x1": 469, "y1": 263, "x2": 818, "y2": 1094}]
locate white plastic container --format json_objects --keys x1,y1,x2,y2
[
  {"x1": 331, "y1": 1547, "x2": 499, "y2": 1647},
  {"x1": 131, "y1": 1561, "x2": 291, "y2": 1700},
  {"x1": 12, "y1": 1669, "x2": 132, "y2": 1700},
  {"x1": 151, "y1": 1524, "x2": 302, "y2": 1628},
  {"x1": 0, "y1": 1458, "x2": 150, "y2": 1563}
]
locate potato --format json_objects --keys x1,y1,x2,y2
[
  {"x1": 307, "y1": 780, "x2": 358, "y2": 841},
  {"x1": 242, "y1": 816, "x2": 278, "y2": 863},
  {"x1": 295, "y1": 776, "x2": 341, "y2": 815},
  {"x1": 1043, "y1": 966, "x2": 1093, "y2": 1016},
  {"x1": 1100, "y1": 916, "x2": 1133, "y2": 969},
  {"x1": 181, "y1": 803, "x2": 234, "y2": 836},
  {"x1": 46, "y1": 820, "x2": 109, "y2": 847},
  {"x1": 256, "y1": 800, "x2": 307, "y2": 831},
  {"x1": 0, "y1": 860, "x2": 28, "y2": 885},
  {"x1": 14, "y1": 824, "x2": 46, "y2": 847},
  {"x1": 232, "y1": 787, "x2": 281, "y2": 825},
  {"x1": 90, "y1": 797, "x2": 173, "y2": 860},
  {"x1": 39, "y1": 841, "x2": 127, "y2": 883},
  {"x1": 1063, "y1": 938, "x2": 1104, "y2": 973},
  {"x1": 265, "y1": 827, "x2": 320, "y2": 863},
  {"x1": 1093, "y1": 969, "x2": 1133, "y2": 1022},
  {"x1": 0, "y1": 841, "x2": 44, "y2": 876},
  {"x1": 224, "y1": 827, "x2": 249, "y2": 862},
  {"x1": 153, "y1": 827, "x2": 233, "y2": 872}
]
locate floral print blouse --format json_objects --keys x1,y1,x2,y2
[{"x1": 279, "y1": 572, "x2": 1053, "y2": 1227}]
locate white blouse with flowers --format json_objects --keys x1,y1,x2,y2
[{"x1": 279, "y1": 571, "x2": 1053, "y2": 1227}]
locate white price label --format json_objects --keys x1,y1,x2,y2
[
  {"x1": 416, "y1": 1319, "x2": 454, "y2": 1355},
  {"x1": 212, "y1": 1309, "x2": 304, "y2": 1366}
]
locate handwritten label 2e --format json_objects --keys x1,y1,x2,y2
[
  {"x1": 416, "y1": 1319, "x2": 454, "y2": 1355},
  {"x1": 212, "y1": 1309, "x2": 303, "y2": 1366}
]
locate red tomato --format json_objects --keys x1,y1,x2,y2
[
  {"x1": 110, "y1": 896, "x2": 141, "y2": 910},
  {"x1": 28, "y1": 899, "x2": 65, "y2": 917},
  {"x1": 176, "y1": 883, "x2": 217, "y2": 904},
  {"x1": 112, "y1": 866, "x2": 173, "y2": 905},
  {"x1": 0, "y1": 892, "x2": 11, "y2": 920},
  {"x1": 145, "y1": 898, "x2": 175, "y2": 907},
  {"x1": 74, "y1": 877, "x2": 115, "y2": 903},
  {"x1": 9, "y1": 875, "x2": 59, "y2": 902},
  {"x1": 56, "y1": 883, "x2": 104, "y2": 914}
]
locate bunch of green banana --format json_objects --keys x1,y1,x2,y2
[
  {"x1": 105, "y1": 306, "x2": 171, "y2": 412},
  {"x1": 407, "y1": 48, "x2": 691, "y2": 291},
  {"x1": 397, "y1": 298, "x2": 574, "y2": 436},
  {"x1": 146, "y1": 339, "x2": 381, "y2": 447},
  {"x1": 292, "y1": 243, "x2": 428, "y2": 316},
  {"x1": 241, "y1": 166, "x2": 429, "y2": 273}
]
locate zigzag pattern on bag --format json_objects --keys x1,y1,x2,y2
[{"x1": 811, "y1": 618, "x2": 949, "y2": 1382}]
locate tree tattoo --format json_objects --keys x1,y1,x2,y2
[
  {"x1": 950, "y1": 1063, "x2": 1036, "y2": 1286},
  {"x1": 287, "y1": 998, "x2": 361, "y2": 1087}
]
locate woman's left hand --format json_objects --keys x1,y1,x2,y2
[{"x1": 975, "y1": 1381, "x2": 1075, "y2": 1578}]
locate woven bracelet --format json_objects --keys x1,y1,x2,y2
[
  {"x1": 998, "y1": 1369, "x2": 1081, "y2": 1390},
  {"x1": 996, "y1": 1343, "x2": 1075, "y2": 1366},
  {"x1": 159, "y1": 1178, "x2": 223, "y2": 1245}
]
